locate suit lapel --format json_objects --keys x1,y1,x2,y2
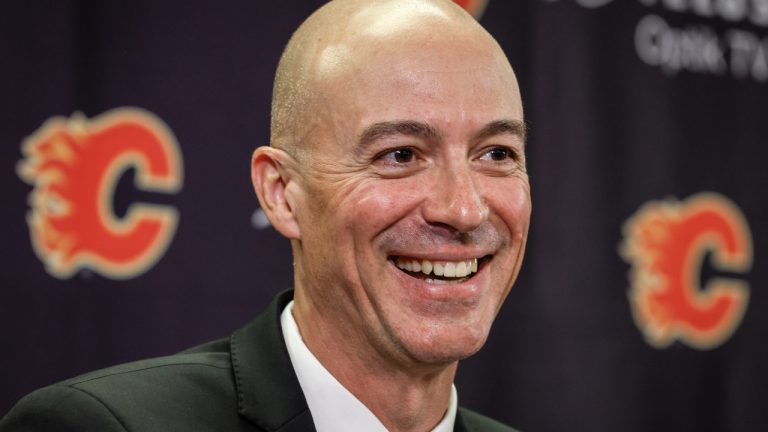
[
  {"x1": 454, "y1": 408, "x2": 471, "y2": 432},
  {"x1": 229, "y1": 290, "x2": 316, "y2": 432}
]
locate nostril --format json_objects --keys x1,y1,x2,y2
[{"x1": 422, "y1": 195, "x2": 488, "y2": 234}]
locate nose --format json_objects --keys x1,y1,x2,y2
[{"x1": 422, "y1": 162, "x2": 489, "y2": 233}]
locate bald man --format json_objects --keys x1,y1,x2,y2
[{"x1": 1, "y1": 1, "x2": 529, "y2": 431}]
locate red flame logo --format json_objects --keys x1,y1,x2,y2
[
  {"x1": 17, "y1": 108, "x2": 183, "y2": 279},
  {"x1": 453, "y1": 0, "x2": 489, "y2": 19},
  {"x1": 620, "y1": 193, "x2": 752, "y2": 349}
]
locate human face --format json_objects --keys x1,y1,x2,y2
[{"x1": 291, "y1": 33, "x2": 531, "y2": 367}]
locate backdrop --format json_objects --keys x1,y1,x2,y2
[{"x1": 2, "y1": 1, "x2": 767, "y2": 431}]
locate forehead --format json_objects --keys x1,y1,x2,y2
[{"x1": 315, "y1": 37, "x2": 522, "y2": 139}]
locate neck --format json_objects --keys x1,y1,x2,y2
[{"x1": 292, "y1": 291, "x2": 457, "y2": 432}]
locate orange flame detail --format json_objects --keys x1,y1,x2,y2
[
  {"x1": 620, "y1": 193, "x2": 752, "y2": 349},
  {"x1": 17, "y1": 108, "x2": 183, "y2": 279}
]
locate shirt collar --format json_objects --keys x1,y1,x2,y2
[{"x1": 280, "y1": 300, "x2": 457, "y2": 432}]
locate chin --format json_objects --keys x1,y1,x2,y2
[{"x1": 396, "y1": 321, "x2": 492, "y2": 365}]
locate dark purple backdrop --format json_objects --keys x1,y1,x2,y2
[{"x1": 2, "y1": 1, "x2": 767, "y2": 431}]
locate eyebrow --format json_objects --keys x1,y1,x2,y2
[
  {"x1": 473, "y1": 119, "x2": 527, "y2": 145},
  {"x1": 356, "y1": 118, "x2": 527, "y2": 154},
  {"x1": 358, "y1": 120, "x2": 442, "y2": 151}
]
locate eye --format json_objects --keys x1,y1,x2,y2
[
  {"x1": 480, "y1": 147, "x2": 517, "y2": 162},
  {"x1": 372, "y1": 147, "x2": 425, "y2": 177},
  {"x1": 392, "y1": 148, "x2": 415, "y2": 163},
  {"x1": 377, "y1": 148, "x2": 416, "y2": 165}
]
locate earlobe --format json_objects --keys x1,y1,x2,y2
[{"x1": 251, "y1": 147, "x2": 302, "y2": 239}]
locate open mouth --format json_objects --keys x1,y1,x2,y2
[{"x1": 390, "y1": 255, "x2": 492, "y2": 284}]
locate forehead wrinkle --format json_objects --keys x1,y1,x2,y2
[{"x1": 356, "y1": 120, "x2": 442, "y2": 156}]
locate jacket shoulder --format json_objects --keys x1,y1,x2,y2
[
  {"x1": 1, "y1": 340, "x2": 246, "y2": 432},
  {"x1": 61, "y1": 338, "x2": 231, "y2": 388},
  {"x1": 458, "y1": 407, "x2": 520, "y2": 432},
  {"x1": 1, "y1": 384, "x2": 129, "y2": 431}
]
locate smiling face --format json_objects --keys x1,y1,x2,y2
[{"x1": 260, "y1": 2, "x2": 530, "y2": 370}]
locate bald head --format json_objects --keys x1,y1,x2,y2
[{"x1": 270, "y1": 0, "x2": 519, "y2": 160}]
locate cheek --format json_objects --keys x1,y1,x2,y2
[
  {"x1": 341, "y1": 179, "x2": 424, "y2": 235},
  {"x1": 486, "y1": 179, "x2": 531, "y2": 237}
]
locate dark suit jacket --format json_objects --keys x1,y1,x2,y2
[{"x1": 0, "y1": 290, "x2": 517, "y2": 431}]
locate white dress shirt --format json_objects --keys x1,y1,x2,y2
[{"x1": 281, "y1": 300, "x2": 458, "y2": 432}]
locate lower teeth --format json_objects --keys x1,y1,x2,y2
[{"x1": 425, "y1": 277, "x2": 469, "y2": 284}]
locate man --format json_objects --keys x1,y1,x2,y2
[{"x1": 1, "y1": 0, "x2": 530, "y2": 430}]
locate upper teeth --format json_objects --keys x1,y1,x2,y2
[{"x1": 395, "y1": 257, "x2": 479, "y2": 278}]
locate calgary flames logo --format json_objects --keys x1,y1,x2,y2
[
  {"x1": 620, "y1": 193, "x2": 752, "y2": 349},
  {"x1": 17, "y1": 108, "x2": 183, "y2": 280},
  {"x1": 453, "y1": 0, "x2": 489, "y2": 19}
]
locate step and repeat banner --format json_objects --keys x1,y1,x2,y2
[{"x1": 1, "y1": 1, "x2": 766, "y2": 431}]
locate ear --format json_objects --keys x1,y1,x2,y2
[{"x1": 251, "y1": 146, "x2": 301, "y2": 239}]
